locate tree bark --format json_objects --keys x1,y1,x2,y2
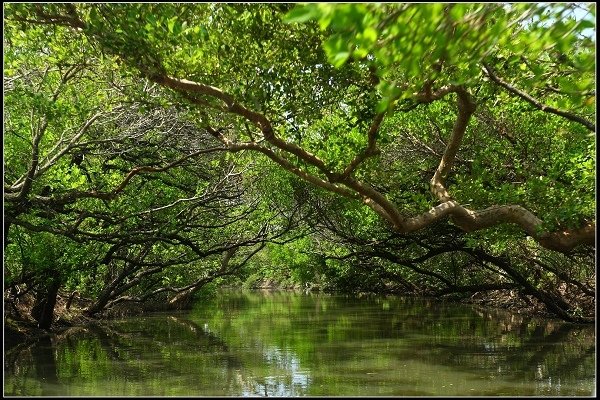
[{"x1": 31, "y1": 277, "x2": 62, "y2": 330}]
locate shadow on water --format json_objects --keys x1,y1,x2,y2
[
  {"x1": 32, "y1": 336, "x2": 59, "y2": 394},
  {"x1": 190, "y1": 291, "x2": 595, "y2": 396},
  {"x1": 4, "y1": 314, "x2": 247, "y2": 396},
  {"x1": 4, "y1": 291, "x2": 596, "y2": 396},
  {"x1": 424, "y1": 318, "x2": 595, "y2": 384}
]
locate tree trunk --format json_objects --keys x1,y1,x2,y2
[
  {"x1": 470, "y1": 249, "x2": 591, "y2": 323},
  {"x1": 167, "y1": 288, "x2": 197, "y2": 310},
  {"x1": 31, "y1": 278, "x2": 61, "y2": 330}
]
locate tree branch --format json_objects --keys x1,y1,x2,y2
[{"x1": 482, "y1": 63, "x2": 595, "y2": 132}]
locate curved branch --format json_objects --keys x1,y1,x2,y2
[
  {"x1": 341, "y1": 112, "x2": 385, "y2": 179},
  {"x1": 153, "y1": 74, "x2": 345, "y2": 181},
  {"x1": 429, "y1": 87, "x2": 476, "y2": 202},
  {"x1": 399, "y1": 202, "x2": 594, "y2": 253},
  {"x1": 482, "y1": 63, "x2": 595, "y2": 132},
  {"x1": 15, "y1": 113, "x2": 46, "y2": 201},
  {"x1": 398, "y1": 83, "x2": 594, "y2": 253},
  {"x1": 76, "y1": 33, "x2": 592, "y2": 254},
  {"x1": 196, "y1": 79, "x2": 594, "y2": 253}
]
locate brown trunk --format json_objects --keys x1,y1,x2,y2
[
  {"x1": 470, "y1": 249, "x2": 592, "y2": 323},
  {"x1": 167, "y1": 289, "x2": 197, "y2": 310},
  {"x1": 65, "y1": 290, "x2": 78, "y2": 310},
  {"x1": 31, "y1": 278, "x2": 61, "y2": 330}
]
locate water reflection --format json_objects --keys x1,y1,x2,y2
[
  {"x1": 4, "y1": 290, "x2": 595, "y2": 396},
  {"x1": 238, "y1": 345, "x2": 310, "y2": 397}
]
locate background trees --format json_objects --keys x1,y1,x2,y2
[{"x1": 3, "y1": 3, "x2": 595, "y2": 325}]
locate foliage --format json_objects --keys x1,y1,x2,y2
[{"x1": 3, "y1": 3, "x2": 595, "y2": 324}]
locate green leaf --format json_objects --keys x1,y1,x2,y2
[
  {"x1": 362, "y1": 26, "x2": 377, "y2": 44},
  {"x1": 330, "y1": 51, "x2": 350, "y2": 68},
  {"x1": 283, "y1": 4, "x2": 320, "y2": 24},
  {"x1": 323, "y1": 34, "x2": 347, "y2": 58},
  {"x1": 376, "y1": 98, "x2": 390, "y2": 113},
  {"x1": 577, "y1": 19, "x2": 595, "y2": 31},
  {"x1": 167, "y1": 17, "x2": 177, "y2": 33}
]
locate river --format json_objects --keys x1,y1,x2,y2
[{"x1": 4, "y1": 290, "x2": 596, "y2": 396}]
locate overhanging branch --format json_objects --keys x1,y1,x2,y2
[{"x1": 482, "y1": 63, "x2": 595, "y2": 132}]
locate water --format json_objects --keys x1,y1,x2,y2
[{"x1": 4, "y1": 290, "x2": 596, "y2": 396}]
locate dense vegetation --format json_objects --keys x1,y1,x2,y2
[{"x1": 4, "y1": 3, "x2": 595, "y2": 329}]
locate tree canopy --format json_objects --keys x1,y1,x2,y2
[{"x1": 3, "y1": 3, "x2": 596, "y2": 325}]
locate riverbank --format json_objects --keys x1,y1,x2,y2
[
  {"x1": 4, "y1": 289, "x2": 95, "y2": 348},
  {"x1": 244, "y1": 278, "x2": 595, "y2": 321},
  {"x1": 5, "y1": 290, "x2": 595, "y2": 397},
  {"x1": 4, "y1": 283, "x2": 594, "y2": 349}
]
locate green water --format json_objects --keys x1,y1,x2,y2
[{"x1": 4, "y1": 291, "x2": 596, "y2": 396}]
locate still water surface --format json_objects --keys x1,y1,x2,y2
[{"x1": 4, "y1": 290, "x2": 596, "y2": 396}]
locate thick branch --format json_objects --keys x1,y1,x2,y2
[
  {"x1": 429, "y1": 87, "x2": 476, "y2": 202},
  {"x1": 144, "y1": 68, "x2": 595, "y2": 253},
  {"x1": 401, "y1": 202, "x2": 594, "y2": 253},
  {"x1": 154, "y1": 74, "x2": 345, "y2": 180}
]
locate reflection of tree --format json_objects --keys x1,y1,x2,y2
[
  {"x1": 4, "y1": 331, "x2": 65, "y2": 395},
  {"x1": 84, "y1": 323, "x2": 128, "y2": 361},
  {"x1": 406, "y1": 316, "x2": 595, "y2": 385},
  {"x1": 167, "y1": 315, "x2": 242, "y2": 370},
  {"x1": 503, "y1": 323, "x2": 595, "y2": 382},
  {"x1": 5, "y1": 340, "x2": 39, "y2": 395},
  {"x1": 197, "y1": 291, "x2": 595, "y2": 395},
  {"x1": 142, "y1": 315, "x2": 312, "y2": 396},
  {"x1": 4, "y1": 293, "x2": 595, "y2": 396},
  {"x1": 31, "y1": 336, "x2": 59, "y2": 395},
  {"x1": 557, "y1": 346, "x2": 595, "y2": 379},
  {"x1": 5, "y1": 317, "x2": 251, "y2": 395}
]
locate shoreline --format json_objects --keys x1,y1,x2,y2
[{"x1": 5, "y1": 285, "x2": 594, "y2": 350}]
